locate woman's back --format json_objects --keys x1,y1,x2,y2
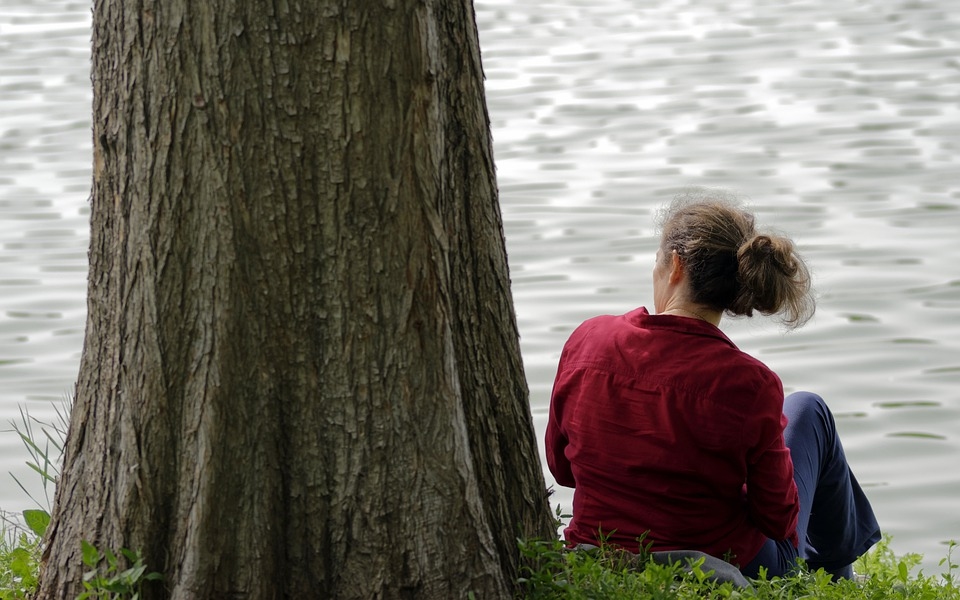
[{"x1": 547, "y1": 307, "x2": 797, "y2": 564}]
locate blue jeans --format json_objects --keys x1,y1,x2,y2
[{"x1": 741, "y1": 392, "x2": 881, "y2": 579}]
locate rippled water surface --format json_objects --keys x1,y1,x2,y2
[{"x1": 2, "y1": 0, "x2": 959, "y2": 573}]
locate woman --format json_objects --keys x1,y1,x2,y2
[{"x1": 545, "y1": 191, "x2": 880, "y2": 579}]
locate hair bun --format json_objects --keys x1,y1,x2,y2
[
  {"x1": 734, "y1": 232, "x2": 812, "y2": 327},
  {"x1": 740, "y1": 234, "x2": 799, "y2": 277}
]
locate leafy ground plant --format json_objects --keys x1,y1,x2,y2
[
  {"x1": 77, "y1": 541, "x2": 162, "y2": 600},
  {"x1": 3, "y1": 400, "x2": 163, "y2": 600},
  {"x1": 517, "y1": 535, "x2": 960, "y2": 599},
  {"x1": 0, "y1": 509, "x2": 48, "y2": 600},
  {"x1": 1, "y1": 402, "x2": 65, "y2": 599},
  {"x1": 1, "y1": 513, "x2": 162, "y2": 600}
]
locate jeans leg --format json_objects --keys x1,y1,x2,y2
[
  {"x1": 742, "y1": 392, "x2": 881, "y2": 579},
  {"x1": 740, "y1": 537, "x2": 798, "y2": 579},
  {"x1": 783, "y1": 391, "x2": 881, "y2": 574}
]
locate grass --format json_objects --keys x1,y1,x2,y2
[
  {"x1": 2, "y1": 403, "x2": 65, "y2": 599},
  {"x1": 1, "y1": 515, "x2": 43, "y2": 600},
  {"x1": 2, "y1": 405, "x2": 958, "y2": 599},
  {"x1": 517, "y1": 534, "x2": 959, "y2": 599},
  {"x1": 7, "y1": 402, "x2": 67, "y2": 511}
]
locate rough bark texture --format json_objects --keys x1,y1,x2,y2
[{"x1": 36, "y1": 0, "x2": 555, "y2": 598}]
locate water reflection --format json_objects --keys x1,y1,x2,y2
[
  {"x1": 478, "y1": 0, "x2": 960, "y2": 572},
  {"x1": 1, "y1": 0, "x2": 958, "y2": 575}
]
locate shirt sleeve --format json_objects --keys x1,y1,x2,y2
[
  {"x1": 745, "y1": 379, "x2": 800, "y2": 546},
  {"x1": 545, "y1": 355, "x2": 576, "y2": 488}
]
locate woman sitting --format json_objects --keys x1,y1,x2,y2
[{"x1": 545, "y1": 191, "x2": 881, "y2": 579}]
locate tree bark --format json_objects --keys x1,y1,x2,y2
[{"x1": 37, "y1": 0, "x2": 554, "y2": 598}]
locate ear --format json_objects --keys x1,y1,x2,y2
[{"x1": 668, "y1": 250, "x2": 685, "y2": 284}]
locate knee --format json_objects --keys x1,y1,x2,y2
[
  {"x1": 785, "y1": 391, "x2": 827, "y2": 412},
  {"x1": 785, "y1": 390, "x2": 836, "y2": 424},
  {"x1": 784, "y1": 391, "x2": 836, "y2": 436}
]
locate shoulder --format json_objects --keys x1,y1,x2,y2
[
  {"x1": 566, "y1": 309, "x2": 642, "y2": 343},
  {"x1": 558, "y1": 309, "x2": 645, "y2": 365}
]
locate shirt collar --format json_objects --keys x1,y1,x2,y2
[{"x1": 626, "y1": 306, "x2": 738, "y2": 349}]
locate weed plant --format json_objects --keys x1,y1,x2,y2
[
  {"x1": 2, "y1": 402, "x2": 160, "y2": 599},
  {"x1": 8, "y1": 403, "x2": 67, "y2": 511},
  {"x1": 1, "y1": 403, "x2": 66, "y2": 600},
  {"x1": 1, "y1": 517, "x2": 43, "y2": 600},
  {"x1": 77, "y1": 541, "x2": 162, "y2": 600},
  {"x1": 517, "y1": 534, "x2": 959, "y2": 599}
]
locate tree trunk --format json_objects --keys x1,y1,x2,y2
[{"x1": 37, "y1": 0, "x2": 554, "y2": 597}]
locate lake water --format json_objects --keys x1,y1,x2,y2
[{"x1": 2, "y1": 0, "x2": 958, "y2": 575}]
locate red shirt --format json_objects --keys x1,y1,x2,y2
[{"x1": 546, "y1": 307, "x2": 799, "y2": 566}]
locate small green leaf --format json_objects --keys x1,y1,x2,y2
[
  {"x1": 23, "y1": 508, "x2": 51, "y2": 537},
  {"x1": 81, "y1": 539, "x2": 100, "y2": 567},
  {"x1": 9, "y1": 547, "x2": 33, "y2": 577},
  {"x1": 120, "y1": 564, "x2": 148, "y2": 583},
  {"x1": 103, "y1": 579, "x2": 130, "y2": 594},
  {"x1": 120, "y1": 547, "x2": 139, "y2": 563}
]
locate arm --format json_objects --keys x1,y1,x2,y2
[
  {"x1": 545, "y1": 362, "x2": 576, "y2": 488},
  {"x1": 745, "y1": 383, "x2": 800, "y2": 545}
]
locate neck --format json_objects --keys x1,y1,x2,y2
[{"x1": 660, "y1": 304, "x2": 722, "y2": 327}]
